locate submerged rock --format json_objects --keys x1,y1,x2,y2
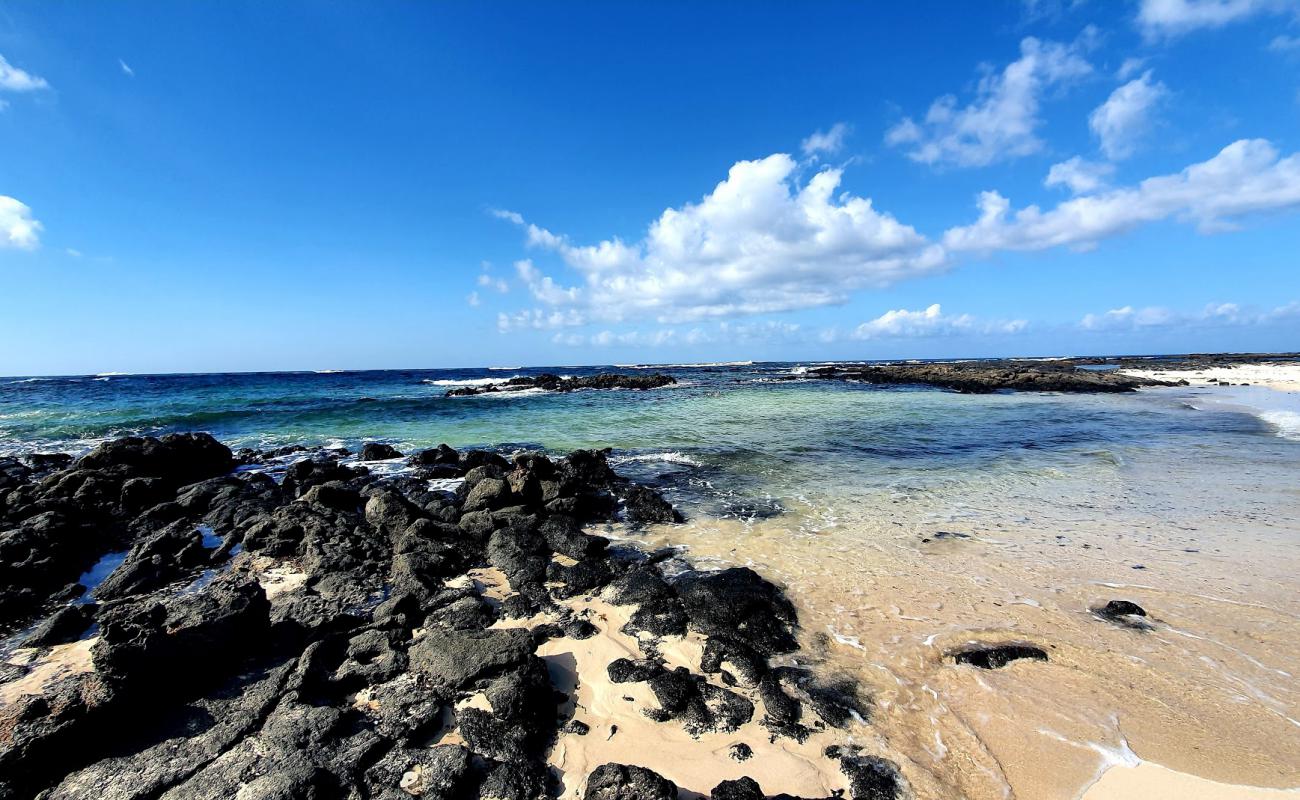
[
  {"x1": 951, "y1": 643, "x2": 1048, "y2": 669},
  {"x1": 1094, "y1": 599, "x2": 1151, "y2": 630}
]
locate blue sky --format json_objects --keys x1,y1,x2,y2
[{"x1": 1, "y1": 1, "x2": 1298, "y2": 374}]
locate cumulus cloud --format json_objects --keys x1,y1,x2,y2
[
  {"x1": 1045, "y1": 156, "x2": 1115, "y2": 194},
  {"x1": 1089, "y1": 71, "x2": 1168, "y2": 159},
  {"x1": 466, "y1": 291, "x2": 481, "y2": 307},
  {"x1": 885, "y1": 37, "x2": 1092, "y2": 168},
  {"x1": 0, "y1": 196, "x2": 42, "y2": 250},
  {"x1": 494, "y1": 152, "x2": 944, "y2": 326},
  {"x1": 1137, "y1": 0, "x2": 1297, "y2": 37},
  {"x1": 1081, "y1": 301, "x2": 1300, "y2": 330},
  {"x1": 801, "y1": 123, "x2": 851, "y2": 157},
  {"x1": 0, "y1": 54, "x2": 49, "y2": 93},
  {"x1": 850, "y1": 304, "x2": 1027, "y2": 339},
  {"x1": 944, "y1": 138, "x2": 1300, "y2": 253}
]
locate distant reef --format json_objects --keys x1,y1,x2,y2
[
  {"x1": 797, "y1": 361, "x2": 1177, "y2": 393},
  {"x1": 445, "y1": 372, "x2": 676, "y2": 397}
]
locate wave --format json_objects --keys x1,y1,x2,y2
[
  {"x1": 1260, "y1": 410, "x2": 1300, "y2": 441},
  {"x1": 488, "y1": 366, "x2": 522, "y2": 371},
  {"x1": 421, "y1": 376, "x2": 520, "y2": 387},
  {"x1": 314, "y1": 369, "x2": 346, "y2": 374},
  {"x1": 611, "y1": 451, "x2": 703, "y2": 467},
  {"x1": 95, "y1": 372, "x2": 130, "y2": 377}
]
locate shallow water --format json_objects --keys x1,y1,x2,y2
[{"x1": 3, "y1": 362, "x2": 1299, "y2": 797}]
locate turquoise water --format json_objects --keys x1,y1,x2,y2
[{"x1": 3, "y1": 363, "x2": 1295, "y2": 525}]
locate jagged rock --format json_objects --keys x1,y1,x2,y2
[
  {"x1": 839, "y1": 754, "x2": 902, "y2": 800},
  {"x1": 408, "y1": 627, "x2": 534, "y2": 691},
  {"x1": 712, "y1": 776, "x2": 764, "y2": 800},
  {"x1": 75, "y1": 433, "x2": 235, "y2": 486},
  {"x1": 675, "y1": 567, "x2": 798, "y2": 655},
  {"x1": 366, "y1": 744, "x2": 471, "y2": 800},
  {"x1": 360, "y1": 442, "x2": 403, "y2": 461},
  {"x1": 621, "y1": 485, "x2": 682, "y2": 524},
  {"x1": 583, "y1": 763, "x2": 677, "y2": 800},
  {"x1": 22, "y1": 603, "x2": 95, "y2": 648}
]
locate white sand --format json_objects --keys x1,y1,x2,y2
[
  {"x1": 1084, "y1": 761, "x2": 1300, "y2": 800},
  {"x1": 1120, "y1": 363, "x2": 1300, "y2": 392}
]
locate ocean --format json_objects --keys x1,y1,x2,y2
[{"x1": 4, "y1": 361, "x2": 1299, "y2": 797}]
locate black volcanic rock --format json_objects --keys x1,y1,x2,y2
[
  {"x1": 583, "y1": 762, "x2": 678, "y2": 800},
  {"x1": 445, "y1": 372, "x2": 677, "y2": 397},
  {"x1": 806, "y1": 361, "x2": 1169, "y2": 394},
  {"x1": 0, "y1": 432, "x2": 889, "y2": 800},
  {"x1": 360, "y1": 442, "x2": 403, "y2": 461},
  {"x1": 952, "y1": 643, "x2": 1048, "y2": 669}
]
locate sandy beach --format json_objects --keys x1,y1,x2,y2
[{"x1": 1119, "y1": 362, "x2": 1300, "y2": 393}]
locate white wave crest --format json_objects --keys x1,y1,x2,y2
[
  {"x1": 614, "y1": 360, "x2": 753, "y2": 369},
  {"x1": 422, "y1": 376, "x2": 519, "y2": 387},
  {"x1": 611, "y1": 451, "x2": 703, "y2": 467},
  {"x1": 1260, "y1": 410, "x2": 1300, "y2": 441}
]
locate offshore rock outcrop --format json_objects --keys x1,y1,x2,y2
[
  {"x1": 444, "y1": 372, "x2": 677, "y2": 397},
  {"x1": 803, "y1": 361, "x2": 1172, "y2": 393},
  {"x1": 0, "y1": 434, "x2": 897, "y2": 799}
]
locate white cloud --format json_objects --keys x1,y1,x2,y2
[
  {"x1": 1116, "y1": 57, "x2": 1148, "y2": 80},
  {"x1": 1081, "y1": 301, "x2": 1300, "y2": 330},
  {"x1": 1269, "y1": 34, "x2": 1300, "y2": 51},
  {"x1": 944, "y1": 138, "x2": 1300, "y2": 253},
  {"x1": 477, "y1": 273, "x2": 508, "y2": 293},
  {"x1": 0, "y1": 54, "x2": 49, "y2": 93},
  {"x1": 1089, "y1": 71, "x2": 1168, "y2": 159},
  {"x1": 493, "y1": 152, "x2": 944, "y2": 326},
  {"x1": 466, "y1": 291, "x2": 481, "y2": 307},
  {"x1": 801, "y1": 123, "x2": 851, "y2": 157},
  {"x1": 1137, "y1": 0, "x2": 1297, "y2": 37},
  {"x1": 119, "y1": 59, "x2": 134, "y2": 77},
  {"x1": 497, "y1": 308, "x2": 586, "y2": 333},
  {"x1": 1046, "y1": 156, "x2": 1116, "y2": 193},
  {"x1": 850, "y1": 303, "x2": 1027, "y2": 339},
  {"x1": 65, "y1": 248, "x2": 82, "y2": 257},
  {"x1": 885, "y1": 37, "x2": 1092, "y2": 168},
  {"x1": 0, "y1": 195, "x2": 42, "y2": 250}
]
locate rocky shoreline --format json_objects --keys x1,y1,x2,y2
[
  {"x1": 0, "y1": 433, "x2": 899, "y2": 799},
  {"x1": 798, "y1": 361, "x2": 1175, "y2": 393},
  {"x1": 444, "y1": 373, "x2": 677, "y2": 398}
]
